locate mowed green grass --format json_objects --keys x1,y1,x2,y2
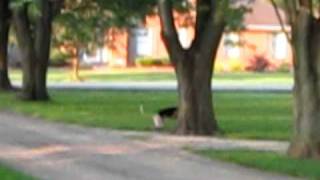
[
  {"x1": 9, "y1": 68, "x2": 293, "y2": 84},
  {"x1": 0, "y1": 91, "x2": 293, "y2": 140},
  {"x1": 0, "y1": 164, "x2": 35, "y2": 180},
  {"x1": 196, "y1": 150, "x2": 320, "y2": 180}
]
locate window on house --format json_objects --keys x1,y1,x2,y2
[
  {"x1": 178, "y1": 28, "x2": 191, "y2": 48},
  {"x1": 272, "y1": 33, "x2": 287, "y2": 60},
  {"x1": 224, "y1": 33, "x2": 240, "y2": 59},
  {"x1": 135, "y1": 28, "x2": 153, "y2": 56}
]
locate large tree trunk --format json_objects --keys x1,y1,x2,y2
[
  {"x1": 13, "y1": 1, "x2": 55, "y2": 101},
  {"x1": 34, "y1": 0, "x2": 53, "y2": 100},
  {"x1": 174, "y1": 51, "x2": 218, "y2": 135},
  {"x1": 288, "y1": 10, "x2": 320, "y2": 159},
  {"x1": 0, "y1": 0, "x2": 12, "y2": 90}
]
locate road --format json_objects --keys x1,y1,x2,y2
[
  {"x1": 0, "y1": 111, "x2": 301, "y2": 180},
  {"x1": 12, "y1": 81, "x2": 293, "y2": 92}
]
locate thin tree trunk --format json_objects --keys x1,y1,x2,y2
[
  {"x1": 0, "y1": 0, "x2": 12, "y2": 90},
  {"x1": 288, "y1": 9, "x2": 320, "y2": 159},
  {"x1": 71, "y1": 47, "x2": 82, "y2": 81}
]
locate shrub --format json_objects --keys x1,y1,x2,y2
[
  {"x1": 214, "y1": 61, "x2": 226, "y2": 73},
  {"x1": 229, "y1": 59, "x2": 245, "y2": 72},
  {"x1": 136, "y1": 56, "x2": 171, "y2": 67},
  {"x1": 245, "y1": 55, "x2": 271, "y2": 72},
  {"x1": 50, "y1": 49, "x2": 71, "y2": 67},
  {"x1": 277, "y1": 62, "x2": 292, "y2": 73}
]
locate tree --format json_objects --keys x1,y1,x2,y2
[
  {"x1": 158, "y1": 0, "x2": 244, "y2": 135},
  {"x1": 271, "y1": 0, "x2": 320, "y2": 159},
  {"x1": 12, "y1": 0, "x2": 62, "y2": 101},
  {"x1": 0, "y1": 0, "x2": 12, "y2": 90},
  {"x1": 54, "y1": 0, "x2": 114, "y2": 81},
  {"x1": 54, "y1": 0, "x2": 163, "y2": 80}
]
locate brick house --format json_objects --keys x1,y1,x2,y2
[{"x1": 103, "y1": 0, "x2": 291, "y2": 71}]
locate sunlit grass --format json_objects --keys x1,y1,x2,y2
[
  {"x1": 196, "y1": 149, "x2": 320, "y2": 180},
  {"x1": 0, "y1": 91, "x2": 293, "y2": 140},
  {"x1": 9, "y1": 68, "x2": 293, "y2": 84}
]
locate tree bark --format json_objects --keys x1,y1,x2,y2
[
  {"x1": 174, "y1": 51, "x2": 218, "y2": 135},
  {"x1": 288, "y1": 9, "x2": 320, "y2": 159},
  {"x1": 34, "y1": 0, "x2": 53, "y2": 100},
  {"x1": 13, "y1": 4, "x2": 37, "y2": 100},
  {"x1": 0, "y1": 0, "x2": 12, "y2": 90}
]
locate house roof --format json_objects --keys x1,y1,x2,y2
[{"x1": 243, "y1": 0, "x2": 287, "y2": 30}]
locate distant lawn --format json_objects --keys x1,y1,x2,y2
[
  {"x1": 196, "y1": 149, "x2": 320, "y2": 180},
  {"x1": 0, "y1": 91, "x2": 293, "y2": 140},
  {"x1": 0, "y1": 164, "x2": 35, "y2": 180},
  {"x1": 8, "y1": 68, "x2": 293, "y2": 84}
]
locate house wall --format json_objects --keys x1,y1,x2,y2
[
  {"x1": 104, "y1": 9, "x2": 292, "y2": 71},
  {"x1": 214, "y1": 29, "x2": 292, "y2": 71}
]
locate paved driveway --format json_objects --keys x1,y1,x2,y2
[{"x1": 0, "y1": 112, "x2": 301, "y2": 180}]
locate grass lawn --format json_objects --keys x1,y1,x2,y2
[
  {"x1": 8, "y1": 68, "x2": 293, "y2": 84},
  {"x1": 0, "y1": 90, "x2": 293, "y2": 140},
  {"x1": 0, "y1": 164, "x2": 35, "y2": 180},
  {"x1": 196, "y1": 149, "x2": 320, "y2": 180}
]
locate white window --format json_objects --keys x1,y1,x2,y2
[
  {"x1": 224, "y1": 33, "x2": 240, "y2": 59},
  {"x1": 178, "y1": 28, "x2": 191, "y2": 48},
  {"x1": 273, "y1": 33, "x2": 287, "y2": 60},
  {"x1": 134, "y1": 28, "x2": 153, "y2": 56}
]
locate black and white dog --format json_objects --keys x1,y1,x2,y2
[{"x1": 153, "y1": 107, "x2": 178, "y2": 129}]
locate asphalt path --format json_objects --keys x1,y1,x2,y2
[{"x1": 0, "y1": 112, "x2": 301, "y2": 180}]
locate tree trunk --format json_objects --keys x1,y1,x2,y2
[
  {"x1": 34, "y1": 0, "x2": 53, "y2": 100},
  {"x1": 0, "y1": 0, "x2": 12, "y2": 90},
  {"x1": 13, "y1": 1, "x2": 54, "y2": 101},
  {"x1": 158, "y1": 0, "x2": 226, "y2": 135},
  {"x1": 13, "y1": 5, "x2": 37, "y2": 100},
  {"x1": 71, "y1": 47, "x2": 82, "y2": 81},
  {"x1": 288, "y1": 10, "x2": 320, "y2": 159},
  {"x1": 174, "y1": 51, "x2": 218, "y2": 135}
]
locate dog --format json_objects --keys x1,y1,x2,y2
[{"x1": 152, "y1": 107, "x2": 178, "y2": 129}]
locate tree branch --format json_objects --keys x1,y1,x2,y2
[
  {"x1": 284, "y1": 0, "x2": 297, "y2": 25},
  {"x1": 158, "y1": 0, "x2": 183, "y2": 63},
  {"x1": 192, "y1": 0, "x2": 211, "y2": 48},
  {"x1": 198, "y1": 0, "x2": 226, "y2": 57},
  {"x1": 270, "y1": 0, "x2": 292, "y2": 44}
]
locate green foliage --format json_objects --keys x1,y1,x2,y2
[
  {"x1": 50, "y1": 48, "x2": 71, "y2": 66},
  {"x1": 10, "y1": 0, "x2": 42, "y2": 23},
  {"x1": 225, "y1": 5, "x2": 251, "y2": 31},
  {"x1": 197, "y1": 150, "x2": 320, "y2": 180},
  {"x1": 54, "y1": 0, "x2": 111, "y2": 47}
]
